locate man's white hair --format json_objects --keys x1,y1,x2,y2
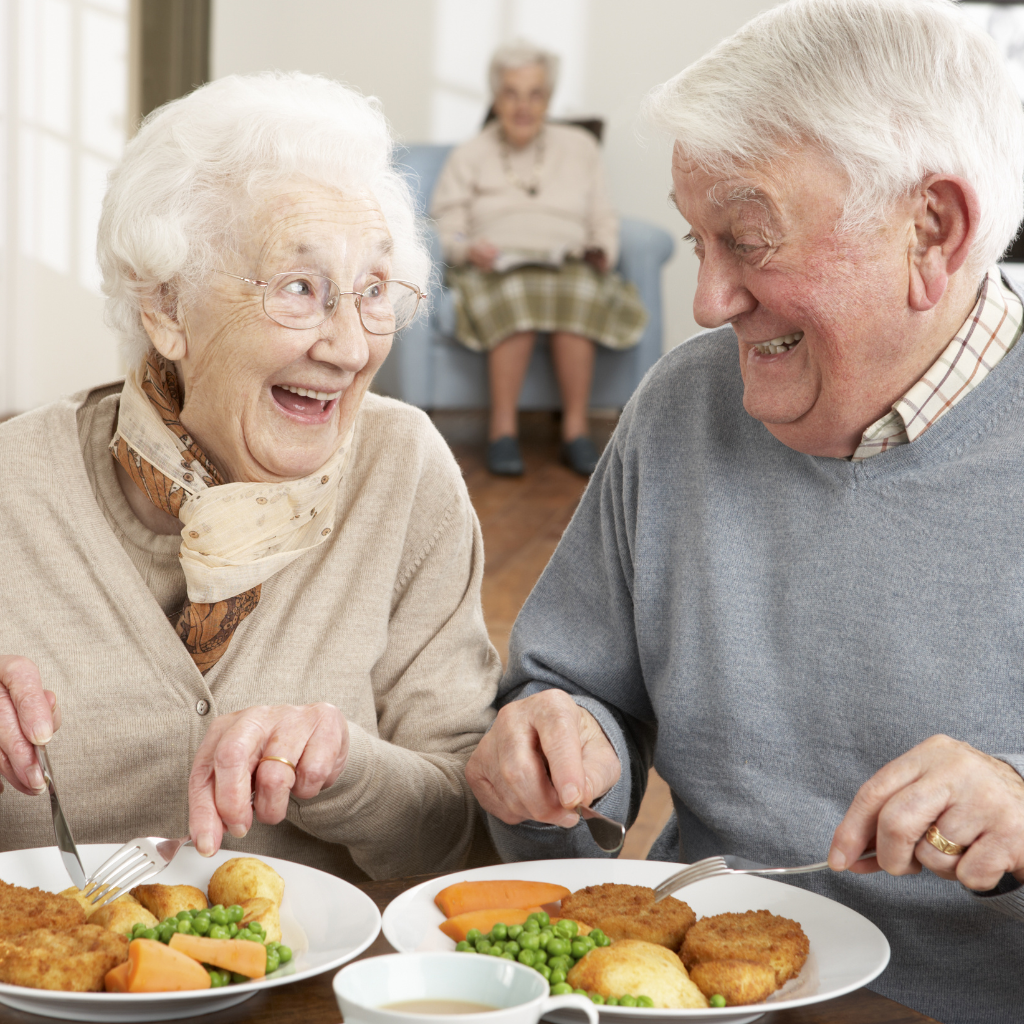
[
  {"x1": 98, "y1": 71, "x2": 429, "y2": 370},
  {"x1": 645, "y1": 0, "x2": 1024, "y2": 271},
  {"x1": 488, "y1": 40, "x2": 560, "y2": 98}
]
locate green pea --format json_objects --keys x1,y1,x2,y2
[
  {"x1": 605, "y1": 997, "x2": 619, "y2": 1006},
  {"x1": 538, "y1": 929, "x2": 553, "y2": 948},
  {"x1": 455, "y1": 940, "x2": 473, "y2": 952},
  {"x1": 546, "y1": 937, "x2": 570, "y2": 958},
  {"x1": 555, "y1": 920, "x2": 578, "y2": 939},
  {"x1": 227, "y1": 923, "x2": 239, "y2": 938},
  {"x1": 572, "y1": 988, "x2": 587, "y2": 997},
  {"x1": 227, "y1": 905, "x2": 244, "y2": 924},
  {"x1": 710, "y1": 994, "x2": 727, "y2": 1008},
  {"x1": 247, "y1": 921, "x2": 265, "y2": 935},
  {"x1": 265, "y1": 949, "x2": 281, "y2": 974},
  {"x1": 588, "y1": 992, "x2": 605, "y2": 1005},
  {"x1": 579, "y1": 935, "x2": 595, "y2": 952},
  {"x1": 231, "y1": 972, "x2": 250, "y2": 985},
  {"x1": 534, "y1": 949, "x2": 548, "y2": 967},
  {"x1": 161, "y1": 917, "x2": 177, "y2": 928},
  {"x1": 176, "y1": 918, "x2": 193, "y2": 934},
  {"x1": 207, "y1": 967, "x2": 226, "y2": 988},
  {"x1": 208, "y1": 924, "x2": 230, "y2": 940},
  {"x1": 550, "y1": 982, "x2": 573, "y2": 996},
  {"x1": 503, "y1": 941, "x2": 520, "y2": 956},
  {"x1": 524, "y1": 920, "x2": 540, "y2": 933},
  {"x1": 536, "y1": 964, "x2": 551, "y2": 981},
  {"x1": 490, "y1": 942, "x2": 505, "y2": 954},
  {"x1": 158, "y1": 924, "x2": 176, "y2": 944},
  {"x1": 618, "y1": 995, "x2": 637, "y2": 1007},
  {"x1": 588, "y1": 928, "x2": 605, "y2": 941},
  {"x1": 277, "y1": 945, "x2": 292, "y2": 963},
  {"x1": 507, "y1": 925, "x2": 523, "y2": 941},
  {"x1": 140, "y1": 928, "x2": 158, "y2": 941},
  {"x1": 549, "y1": 968, "x2": 567, "y2": 986},
  {"x1": 570, "y1": 940, "x2": 589, "y2": 959},
  {"x1": 595, "y1": 934, "x2": 612, "y2": 947},
  {"x1": 517, "y1": 949, "x2": 536, "y2": 967},
  {"x1": 637, "y1": 995, "x2": 655, "y2": 1008},
  {"x1": 131, "y1": 923, "x2": 147, "y2": 937},
  {"x1": 465, "y1": 929, "x2": 483, "y2": 943},
  {"x1": 489, "y1": 923, "x2": 508, "y2": 941},
  {"x1": 191, "y1": 916, "x2": 211, "y2": 936},
  {"x1": 176, "y1": 910, "x2": 193, "y2": 921},
  {"x1": 520, "y1": 932, "x2": 541, "y2": 951},
  {"x1": 533, "y1": 911, "x2": 551, "y2": 927},
  {"x1": 475, "y1": 939, "x2": 491, "y2": 953},
  {"x1": 547, "y1": 956, "x2": 571, "y2": 974},
  {"x1": 210, "y1": 906, "x2": 229, "y2": 925},
  {"x1": 501, "y1": 951, "x2": 517, "y2": 960}
]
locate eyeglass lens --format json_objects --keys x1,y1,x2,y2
[{"x1": 263, "y1": 273, "x2": 419, "y2": 334}]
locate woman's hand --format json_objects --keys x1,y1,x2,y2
[
  {"x1": 0, "y1": 656, "x2": 60, "y2": 795},
  {"x1": 188, "y1": 703, "x2": 349, "y2": 856},
  {"x1": 468, "y1": 241, "x2": 499, "y2": 272},
  {"x1": 829, "y1": 734, "x2": 1024, "y2": 891},
  {"x1": 465, "y1": 689, "x2": 621, "y2": 827},
  {"x1": 583, "y1": 248, "x2": 609, "y2": 274}
]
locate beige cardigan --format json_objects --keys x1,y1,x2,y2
[
  {"x1": 0, "y1": 384, "x2": 501, "y2": 881},
  {"x1": 431, "y1": 122, "x2": 619, "y2": 267}
]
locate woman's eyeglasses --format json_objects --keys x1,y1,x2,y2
[{"x1": 216, "y1": 271, "x2": 425, "y2": 335}]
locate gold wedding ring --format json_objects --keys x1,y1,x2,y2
[
  {"x1": 925, "y1": 824, "x2": 967, "y2": 857},
  {"x1": 258, "y1": 756, "x2": 297, "y2": 773}
]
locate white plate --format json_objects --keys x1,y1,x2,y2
[
  {"x1": 0, "y1": 844, "x2": 381, "y2": 1022},
  {"x1": 381, "y1": 858, "x2": 890, "y2": 1024}
]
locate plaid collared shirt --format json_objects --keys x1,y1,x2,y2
[{"x1": 851, "y1": 267, "x2": 1023, "y2": 461}]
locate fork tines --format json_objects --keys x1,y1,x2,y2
[
  {"x1": 653, "y1": 855, "x2": 730, "y2": 901},
  {"x1": 82, "y1": 843, "x2": 161, "y2": 908}
]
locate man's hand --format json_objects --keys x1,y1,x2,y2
[
  {"x1": 188, "y1": 703, "x2": 348, "y2": 856},
  {"x1": 468, "y1": 241, "x2": 499, "y2": 272},
  {"x1": 829, "y1": 734, "x2": 1024, "y2": 890},
  {"x1": 0, "y1": 656, "x2": 60, "y2": 795},
  {"x1": 465, "y1": 689, "x2": 621, "y2": 827}
]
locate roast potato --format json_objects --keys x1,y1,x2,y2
[
  {"x1": 130, "y1": 884, "x2": 208, "y2": 920},
  {"x1": 86, "y1": 894, "x2": 158, "y2": 936},
  {"x1": 207, "y1": 858, "x2": 284, "y2": 908},
  {"x1": 239, "y1": 897, "x2": 282, "y2": 943}
]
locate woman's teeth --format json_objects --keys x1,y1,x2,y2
[
  {"x1": 753, "y1": 332, "x2": 803, "y2": 355},
  {"x1": 279, "y1": 384, "x2": 342, "y2": 401}
]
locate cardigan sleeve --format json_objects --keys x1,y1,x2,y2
[
  {"x1": 431, "y1": 143, "x2": 476, "y2": 266},
  {"x1": 287, "y1": 475, "x2": 502, "y2": 880}
]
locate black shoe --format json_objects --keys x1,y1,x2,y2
[
  {"x1": 561, "y1": 435, "x2": 600, "y2": 476},
  {"x1": 487, "y1": 436, "x2": 524, "y2": 476}
]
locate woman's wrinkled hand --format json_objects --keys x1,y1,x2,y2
[
  {"x1": 188, "y1": 703, "x2": 349, "y2": 856},
  {"x1": 0, "y1": 656, "x2": 61, "y2": 796},
  {"x1": 468, "y1": 241, "x2": 500, "y2": 272},
  {"x1": 465, "y1": 689, "x2": 621, "y2": 828},
  {"x1": 829, "y1": 734, "x2": 1024, "y2": 891},
  {"x1": 583, "y1": 248, "x2": 609, "y2": 274}
]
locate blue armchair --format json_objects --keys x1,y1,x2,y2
[{"x1": 374, "y1": 144, "x2": 675, "y2": 410}]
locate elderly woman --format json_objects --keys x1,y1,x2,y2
[
  {"x1": 431, "y1": 43, "x2": 646, "y2": 477},
  {"x1": 466, "y1": 0, "x2": 1024, "y2": 1021},
  {"x1": 0, "y1": 72, "x2": 501, "y2": 882}
]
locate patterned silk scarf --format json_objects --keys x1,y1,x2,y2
[{"x1": 111, "y1": 351, "x2": 350, "y2": 674}]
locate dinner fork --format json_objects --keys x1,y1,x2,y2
[
  {"x1": 652, "y1": 850, "x2": 877, "y2": 902},
  {"x1": 82, "y1": 836, "x2": 192, "y2": 909}
]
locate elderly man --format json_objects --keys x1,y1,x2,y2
[{"x1": 464, "y1": 0, "x2": 1024, "y2": 1020}]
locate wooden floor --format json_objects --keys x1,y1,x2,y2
[{"x1": 442, "y1": 411, "x2": 673, "y2": 860}]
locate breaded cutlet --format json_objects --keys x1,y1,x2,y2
[
  {"x1": 559, "y1": 883, "x2": 696, "y2": 949},
  {"x1": 0, "y1": 925, "x2": 128, "y2": 991},
  {"x1": 688, "y1": 958, "x2": 779, "y2": 1005},
  {"x1": 680, "y1": 910, "x2": 809, "y2": 986},
  {"x1": 0, "y1": 879, "x2": 86, "y2": 938}
]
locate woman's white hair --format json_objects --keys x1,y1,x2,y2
[
  {"x1": 99, "y1": 71, "x2": 429, "y2": 369},
  {"x1": 488, "y1": 40, "x2": 560, "y2": 98},
  {"x1": 645, "y1": 0, "x2": 1024, "y2": 271}
]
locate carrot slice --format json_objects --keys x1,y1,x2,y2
[
  {"x1": 434, "y1": 881, "x2": 571, "y2": 918},
  {"x1": 103, "y1": 960, "x2": 132, "y2": 993},
  {"x1": 439, "y1": 907, "x2": 544, "y2": 941},
  {"x1": 124, "y1": 938, "x2": 212, "y2": 992},
  {"x1": 169, "y1": 932, "x2": 267, "y2": 979}
]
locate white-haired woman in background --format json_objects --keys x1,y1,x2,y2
[
  {"x1": 0, "y1": 72, "x2": 501, "y2": 882},
  {"x1": 432, "y1": 42, "x2": 646, "y2": 477}
]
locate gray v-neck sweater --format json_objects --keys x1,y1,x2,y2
[{"x1": 488, "y1": 304, "x2": 1024, "y2": 1023}]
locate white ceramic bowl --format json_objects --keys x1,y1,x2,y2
[{"x1": 333, "y1": 952, "x2": 599, "y2": 1024}]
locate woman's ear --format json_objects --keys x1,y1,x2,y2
[
  {"x1": 140, "y1": 286, "x2": 188, "y2": 361},
  {"x1": 907, "y1": 174, "x2": 978, "y2": 312}
]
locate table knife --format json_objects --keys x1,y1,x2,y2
[{"x1": 34, "y1": 744, "x2": 86, "y2": 889}]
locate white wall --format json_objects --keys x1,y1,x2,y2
[{"x1": 211, "y1": 0, "x2": 772, "y2": 353}]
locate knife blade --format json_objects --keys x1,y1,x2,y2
[{"x1": 34, "y1": 744, "x2": 86, "y2": 889}]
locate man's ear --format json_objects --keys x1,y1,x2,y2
[
  {"x1": 140, "y1": 286, "x2": 188, "y2": 361},
  {"x1": 907, "y1": 174, "x2": 978, "y2": 312}
]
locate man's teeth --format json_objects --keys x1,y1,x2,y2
[
  {"x1": 753, "y1": 332, "x2": 803, "y2": 355},
  {"x1": 279, "y1": 384, "x2": 342, "y2": 401}
]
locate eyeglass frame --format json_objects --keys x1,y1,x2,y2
[{"x1": 214, "y1": 269, "x2": 426, "y2": 335}]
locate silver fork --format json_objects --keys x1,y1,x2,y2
[
  {"x1": 82, "y1": 836, "x2": 192, "y2": 909},
  {"x1": 652, "y1": 850, "x2": 877, "y2": 901}
]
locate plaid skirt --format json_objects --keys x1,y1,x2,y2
[{"x1": 446, "y1": 259, "x2": 647, "y2": 353}]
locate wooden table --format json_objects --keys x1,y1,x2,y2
[{"x1": 0, "y1": 875, "x2": 940, "y2": 1024}]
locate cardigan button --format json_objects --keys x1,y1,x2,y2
[{"x1": 196, "y1": 699, "x2": 210, "y2": 716}]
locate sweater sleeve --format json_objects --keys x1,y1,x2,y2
[
  {"x1": 289, "y1": 480, "x2": 502, "y2": 880},
  {"x1": 431, "y1": 144, "x2": 475, "y2": 266},
  {"x1": 584, "y1": 138, "x2": 620, "y2": 267},
  {"x1": 484, "y1": 412, "x2": 657, "y2": 860}
]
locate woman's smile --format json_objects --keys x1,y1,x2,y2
[{"x1": 270, "y1": 383, "x2": 344, "y2": 422}]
